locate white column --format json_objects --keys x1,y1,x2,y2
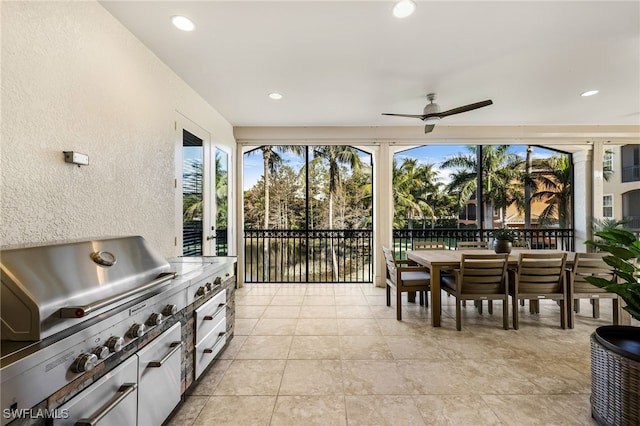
[
  {"x1": 374, "y1": 143, "x2": 394, "y2": 288},
  {"x1": 573, "y1": 148, "x2": 593, "y2": 252}
]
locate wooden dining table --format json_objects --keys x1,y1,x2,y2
[{"x1": 407, "y1": 248, "x2": 577, "y2": 327}]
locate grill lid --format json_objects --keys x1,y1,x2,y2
[{"x1": 1, "y1": 236, "x2": 172, "y2": 341}]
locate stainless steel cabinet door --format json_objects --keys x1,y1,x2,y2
[
  {"x1": 136, "y1": 322, "x2": 182, "y2": 426},
  {"x1": 57, "y1": 356, "x2": 138, "y2": 426}
]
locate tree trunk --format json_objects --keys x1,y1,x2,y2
[
  {"x1": 525, "y1": 146, "x2": 532, "y2": 228},
  {"x1": 329, "y1": 191, "x2": 339, "y2": 280},
  {"x1": 262, "y1": 149, "x2": 271, "y2": 279}
]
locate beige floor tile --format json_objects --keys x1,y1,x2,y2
[
  {"x1": 275, "y1": 285, "x2": 307, "y2": 296},
  {"x1": 213, "y1": 359, "x2": 286, "y2": 395},
  {"x1": 345, "y1": 395, "x2": 426, "y2": 426},
  {"x1": 271, "y1": 295, "x2": 305, "y2": 305},
  {"x1": 337, "y1": 318, "x2": 382, "y2": 335},
  {"x1": 279, "y1": 359, "x2": 343, "y2": 395},
  {"x1": 270, "y1": 395, "x2": 347, "y2": 426},
  {"x1": 295, "y1": 318, "x2": 339, "y2": 335},
  {"x1": 251, "y1": 318, "x2": 298, "y2": 335},
  {"x1": 342, "y1": 360, "x2": 415, "y2": 395},
  {"x1": 262, "y1": 305, "x2": 301, "y2": 319},
  {"x1": 217, "y1": 335, "x2": 247, "y2": 359},
  {"x1": 482, "y1": 394, "x2": 596, "y2": 425},
  {"x1": 339, "y1": 335, "x2": 393, "y2": 360},
  {"x1": 288, "y1": 335, "x2": 341, "y2": 359},
  {"x1": 192, "y1": 396, "x2": 276, "y2": 426},
  {"x1": 413, "y1": 395, "x2": 502, "y2": 425},
  {"x1": 302, "y1": 295, "x2": 336, "y2": 305},
  {"x1": 235, "y1": 304, "x2": 267, "y2": 319},
  {"x1": 235, "y1": 335, "x2": 293, "y2": 359},
  {"x1": 384, "y1": 335, "x2": 450, "y2": 360},
  {"x1": 335, "y1": 304, "x2": 374, "y2": 318},
  {"x1": 298, "y1": 305, "x2": 337, "y2": 319},
  {"x1": 396, "y1": 360, "x2": 475, "y2": 395},
  {"x1": 335, "y1": 295, "x2": 370, "y2": 307},
  {"x1": 235, "y1": 295, "x2": 274, "y2": 306},
  {"x1": 305, "y1": 285, "x2": 336, "y2": 295},
  {"x1": 165, "y1": 395, "x2": 208, "y2": 426},
  {"x1": 234, "y1": 318, "x2": 259, "y2": 335},
  {"x1": 187, "y1": 359, "x2": 233, "y2": 396}
]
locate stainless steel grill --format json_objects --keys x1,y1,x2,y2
[{"x1": 0, "y1": 236, "x2": 187, "y2": 425}]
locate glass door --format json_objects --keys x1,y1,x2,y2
[{"x1": 181, "y1": 128, "x2": 227, "y2": 256}]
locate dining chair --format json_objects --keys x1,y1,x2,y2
[
  {"x1": 509, "y1": 252, "x2": 568, "y2": 329},
  {"x1": 382, "y1": 246, "x2": 431, "y2": 321},
  {"x1": 440, "y1": 253, "x2": 509, "y2": 331},
  {"x1": 456, "y1": 241, "x2": 489, "y2": 249},
  {"x1": 567, "y1": 252, "x2": 621, "y2": 328},
  {"x1": 413, "y1": 241, "x2": 446, "y2": 250}
]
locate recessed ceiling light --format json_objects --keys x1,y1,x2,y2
[
  {"x1": 393, "y1": 0, "x2": 416, "y2": 18},
  {"x1": 269, "y1": 92, "x2": 283, "y2": 100},
  {"x1": 172, "y1": 16, "x2": 195, "y2": 32},
  {"x1": 581, "y1": 90, "x2": 599, "y2": 97}
]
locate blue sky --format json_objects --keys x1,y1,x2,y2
[{"x1": 241, "y1": 145, "x2": 562, "y2": 190}]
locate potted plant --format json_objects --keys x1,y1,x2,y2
[
  {"x1": 489, "y1": 228, "x2": 517, "y2": 253},
  {"x1": 584, "y1": 228, "x2": 640, "y2": 426}
]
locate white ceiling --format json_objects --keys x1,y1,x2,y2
[{"x1": 100, "y1": 1, "x2": 640, "y2": 129}]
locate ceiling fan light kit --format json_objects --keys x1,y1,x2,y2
[{"x1": 382, "y1": 93, "x2": 493, "y2": 133}]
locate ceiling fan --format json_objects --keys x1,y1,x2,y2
[{"x1": 382, "y1": 93, "x2": 493, "y2": 133}]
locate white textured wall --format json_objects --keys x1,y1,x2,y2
[{"x1": 1, "y1": 1, "x2": 235, "y2": 256}]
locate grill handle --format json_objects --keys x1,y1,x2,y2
[
  {"x1": 147, "y1": 342, "x2": 183, "y2": 368},
  {"x1": 75, "y1": 383, "x2": 137, "y2": 426},
  {"x1": 60, "y1": 272, "x2": 177, "y2": 318}
]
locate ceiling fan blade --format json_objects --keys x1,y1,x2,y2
[
  {"x1": 436, "y1": 100, "x2": 493, "y2": 118},
  {"x1": 382, "y1": 113, "x2": 426, "y2": 120},
  {"x1": 424, "y1": 124, "x2": 435, "y2": 134}
]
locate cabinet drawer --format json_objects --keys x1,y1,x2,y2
[
  {"x1": 194, "y1": 317, "x2": 227, "y2": 380},
  {"x1": 194, "y1": 289, "x2": 226, "y2": 344}
]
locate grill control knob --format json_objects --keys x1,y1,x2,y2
[
  {"x1": 71, "y1": 353, "x2": 98, "y2": 373},
  {"x1": 92, "y1": 346, "x2": 110, "y2": 360},
  {"x1": 106, "y1": 336, "x2": 125, "y2": 353},
  {"x1": 147, "y1": 313, "x2": 163, "y2": 327},
  {"x1": 214, "y1": 277, "x2": 222, "y2": 285},
  {"x1": 205, "y1": 282, "x2": 213, "y2": 292},
  {"x1": 127, "y1": 323, "x2": 146, "y2": 339},
  {"x1": 162, "y1": 304, "x2": 178, "y2": 317},
  {"x1": 196, "y1": 286, "x2": 208, "y2": 297}
]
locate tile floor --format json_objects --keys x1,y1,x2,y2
[{"x1": 167, "y1": 283, "x2": 629, "y2": 425}]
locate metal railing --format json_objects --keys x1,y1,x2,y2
[
  {"x1": 392, "y1": 228, "x2": 575, "y2": 259},
  {"x1": 244, "y1": 229, "x2": 373, "y2": 283}
]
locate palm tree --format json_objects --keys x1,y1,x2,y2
[
  {"x1": 312, "y1": 146, "x2": 363, "y2": 279},
  {"x1": 441, "y1": 145, "x2": 523, "y2": 228},
  {"x1": 532, "y1": 155, "x2": 572, "y2": 228},
  {"x1": 392, "y1": 158, "x2": 441, "y2": 228}
]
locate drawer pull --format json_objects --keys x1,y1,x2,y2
[
  {"x1": 147, "y1": 342, "x2": 183, "y2": 368},
  {"x1": 203, "y1": 332, "x2": 226, "y2": 353},
  {"x1": 204, "y1": 304, "x2": 226, "y2": 320},
  {"x1": 75, "y1": 383, "x2": 137, "y2": 426}
]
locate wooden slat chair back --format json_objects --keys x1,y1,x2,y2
[
  {"x1": 414, "y1": 241, "x2": 446, "y2": 250},
  {"x1": 456, "y1": 241, "x2": 489, "y2": 250},
  {"x1": 510, "y1": 252, "x2": 568, "y2": 329},
  {"x1": 382, "y1": 246, "x2": 431, "y2": 321},
  {"x1": 440, "y1": 253, "x2": 509, "y2": 331},
  {"x1": 567, "y1": 253, "x2": 621, "y2": 328}
]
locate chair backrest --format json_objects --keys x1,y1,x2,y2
[
  {"x1": 516, "y1": 252, "x2": 567, "y2": 294},
  {"x1": 414, "y1": 241, "x2": 446, "y2": 250},
  {"x1": 512, "y1": 240, "x2": 531, "y2": 249},
  {"x1": 382, "y1": 246, "x2": 397, "y2": 285},
  {"x1": 571, "y1": 253, "x2": 615, "y2": 293},
  {"x1": 457, "y1": 241, "x2": 489, "y2": 250},
  {"x1": 459, "y1": 253, "x2": 508, "y2": 294}
]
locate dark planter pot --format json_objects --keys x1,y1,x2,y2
[
  {"x1": 493, "y1": 239, "x2": 512, "y2": 254},
  {"x1": 590, "y1": 325, "x2": 640, "y2": 426}
]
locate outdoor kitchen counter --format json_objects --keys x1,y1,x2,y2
[{"x1": 167, "y1": 256, "x2": 237, "y2": 393}]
